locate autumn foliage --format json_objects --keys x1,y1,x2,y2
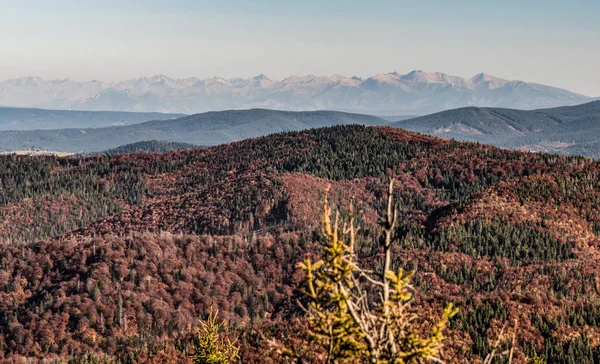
[{"x1": 0, "y1": 125, "x2": 599, "y2": 362}]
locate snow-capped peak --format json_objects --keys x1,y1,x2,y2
[
  {"x1": 9, "y1": 76, "x2": 45, "y2": 87},
  {"x1": 253, "y1": 73, "x2": 271, "y2": 81},
  {"x1": 470, "y1": 73, "x2": 510, "y2": 89},
  {"x1": 400, "y1": 70, "x2": 463, "y2": 84},
  {"x1": 470, "y1": 73, "x2": 506, "y2": 84},
  {"x1": 0, "y1": 71, "x2": 587, "y2": 115}
]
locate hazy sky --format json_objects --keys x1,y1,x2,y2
[{"x1": 1, "y1": 0, "x2": 599, "y2": 96}]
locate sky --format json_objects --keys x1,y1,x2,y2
[{"x1": 1, "y1": 0, "x2": 599, "y2": 96}]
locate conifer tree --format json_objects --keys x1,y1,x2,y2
[
  {"x1": 295, "y1": 179, "x2": 458, "y2": 363},
  {"x1": 191, "y1": 307, "x2": 239, "y2": 364}
]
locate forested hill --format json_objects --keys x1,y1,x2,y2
[
  {"x1": 392, "y1": 100, "x2": 600, "y2": 157},
  {"x1": 0, "y1": 108, "x2": 388, "y2": 152},
  {"x1": 0, "y1": 106, "x2": 182, "y2": 131},
  {"x1": 102, "y1": 140, "x2": 200, "y2": 155},
  {"x1": 1, "y1": 125, "x2": 600, "y2": 362}
]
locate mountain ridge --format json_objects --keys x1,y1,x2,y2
[
  {"x1": 101, "y1": 140, "x2": 200, "y2": 155},
  {"x1": 0, "y1": 108, "x2": 388, "y2": 152},
  {"x1": 392, "y1": 100, "x2": 600, "y2": 157},
  {"x1": 2, "y1": 102, "x2": 600, "y2": 157},
  {"x1": 0, "y1": 106, "x2": 182, "y2": 131},
  {"x1": 0, "y1": 70, "x2": 590, "y2": 115}
]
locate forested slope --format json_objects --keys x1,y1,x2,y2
[
  {"x1": 102, "y1": 140, "x2": 200, "y2": 155},
  {"x1": 392, "y1": 100, "x2": 600, "y2": 157},
  {"x1": 0, "y1": 109, "x2": 388, "y2": 152},
  {"x1": 0, "y1": 125, "x2": 599, "y2": 362},
  {"x1": 0, "y1": 106, "x2": 181, "y2": 131}
]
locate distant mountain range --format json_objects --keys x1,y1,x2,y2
[
  {"x1": 2, "y1": 101, "x2": 599, "y2": 157},
  {"x1": 0, "y1": 70, "x2": 593, "y2": 115},
  {"x1": 0, "y1": 107, "x2": 181, "y2": 130},
  {"x1": 392, "y1": 101, "x2": 600, "y2": 157},
  {"x1": 0, "y1": 109, "x2": 387, "y2": 153}
]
